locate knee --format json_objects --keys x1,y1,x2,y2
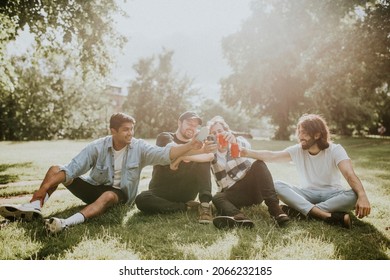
[
  {"x1": 134, "y1": 191, "x2": 152, "y2": 209},
  {"x1": 48, "y1": 165, "x2": 61, "y2": 174},
  {"x1": 252, "y1": 160, "x2": 267, "y2": 170},
  {"x1": 101, "y1": 191, "x2": 120, "y2": 205},
  {"x1": 274, "y1": 180, "x2": 289, "y2": 194}
]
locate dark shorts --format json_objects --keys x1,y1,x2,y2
[{"x1": 66, "y1": 177, "x2": 126, "y2": 204}]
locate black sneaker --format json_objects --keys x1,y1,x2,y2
[
  {"x1": 281, "y1": 205, "x2": 306, "y2": 220},
  {"x1": 325, "y1": 212, "x2": 352, "y2": 229},
  {"x1": 213, "y1": 213, "x2": 254, "y2": 229},
  {"x1": 274, "y1": 213, "x2": 290, "y2": 227}
]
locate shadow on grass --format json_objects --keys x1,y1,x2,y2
[
  {"x1": 328, "y1": 217, "x2": 390, "y2": 260},
  {"x1": 0, "y1": 162, "x2": 33, "y2": 184},
  {"x1": 12, "y1": 203, "x2": 390, "y2": 260},
  {"x1": 19, "y1": 203, "x2": 130, "y2": 260},
  {"x1": 285, "y1": 215, "x2": 390, "y2": 260}
]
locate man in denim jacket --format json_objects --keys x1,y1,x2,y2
[{"x1": 0, "y1": 113, "x2": 203, "y2": 234}]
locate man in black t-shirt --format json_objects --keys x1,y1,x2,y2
[{"x1": 135, "y1": 111, "x2": 213, "y2": 224}]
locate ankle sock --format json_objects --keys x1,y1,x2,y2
[{"x1": 64, "y1": 212, "x2": 85, "y2": 227}]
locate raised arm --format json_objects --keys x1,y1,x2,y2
[
  {"x1": 240, "y1": 148, "x2": 292, "y2": 163},
  {"x1": 170, "y1": 153, "x2": 214, "y2": 170},
  {"x1": 168, "y1": 137, "x2": 204, "y2": 160},
  {"x1": 338, "y1": 159, "x2": 371, "y2": 218}
]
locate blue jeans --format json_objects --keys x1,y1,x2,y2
[{"x1": 274, "y1": 180, "x2": 357, "y2": 215}]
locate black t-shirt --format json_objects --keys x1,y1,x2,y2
[{"x1": 148, "y1": 132, "x2": 212, "y2": 203}]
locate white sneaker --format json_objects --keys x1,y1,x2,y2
[
  {"x1": 45, "y1": 217, "x2": 67, "y2": 234},
  {"x1": 0, "y1": 204, "x2": 42, "y2": 221}
]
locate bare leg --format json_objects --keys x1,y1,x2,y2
[
  {"x1": 31, "y1": 165, "x2": 67, "y2": 206},
  {"x1": 309, "y1": 206, "x2": 351, "y2": 228},
  {"x1": 80, "y1": 191, "x2": 120, "y2": 219},
  {"x1": 309, "y1": 206, "x2": 331, "y2": 219}
]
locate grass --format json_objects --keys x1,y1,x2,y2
[{"x1": 0, "y1": 138, "x2": 389, "y2": 260}]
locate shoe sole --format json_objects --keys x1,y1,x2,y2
[
  {"x1": 0, "y1": 205, "x2": 42, "y2": 222},
  {"x1": 213, "y1": 216, "x2": 254, "y2": 229},
  {"x1": 45, "y1": 218, "x2": 64, "y2": 234},
  {"x1": 275, "y1": 215, "x2": 290, "y2": 227}
]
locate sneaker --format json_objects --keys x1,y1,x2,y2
[
  {"x1": 281, "y1": 205, "x2": 306, "y2": 220},
  {"x1": 185, "y1": 200, "x2": 200, "y2": 211},
  {"x1": 0, "y1": 204, "x2": 42, "y2": 221},
  {"x1": 325, "y1": 212, "x2": 352, "y2": 229},
  {"x1": 274, "y1": 213, "x2": 290, "y2": 227},
  {"x1": 198, "y1": 202, "x2": 213, "y2": 224},
  {"x1": 45, "y1": 217, "x2": 67, "y2": 234},
  {"x1": 213, "y1": 213, "x2": 254, "y2": 229}
]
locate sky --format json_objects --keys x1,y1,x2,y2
[{"x1": 111, "y1": 0, "x2": 252, "y2": 99}]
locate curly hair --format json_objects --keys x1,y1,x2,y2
[{"x1": 297, "y1": 114, "x2": 330, "y2": 150}]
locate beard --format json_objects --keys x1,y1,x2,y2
[
  {"x1": 179, "y1": 128, "x2": 194, "y2": 140},
  {"x1": 300, "y1": 138, "x2": 317, "y2": 150}
]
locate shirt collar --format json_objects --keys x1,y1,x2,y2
[{"x1": 107, "y1": 136, "x2": 133, "y2": 151}]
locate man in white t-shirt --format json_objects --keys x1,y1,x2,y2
[{"x1": 241, "y1": 114, "x2": 371, "y2": 229}]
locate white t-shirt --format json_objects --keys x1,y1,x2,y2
[
  {"x1": 285, "y1": 143, "x2": 350, "y2": 190},
  {"x1": 112, "y1": 147, "x2": 126, "y2": 189}
]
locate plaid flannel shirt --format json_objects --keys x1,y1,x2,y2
[{"x1": 211, "y1": 136, "x2": 253, "y2": 192}]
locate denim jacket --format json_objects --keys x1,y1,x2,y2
[{"x1": 59, "y1": 136, "x2": 171, "y2": 203}]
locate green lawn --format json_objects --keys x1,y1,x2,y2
[{"x1": 0, "y1": 138, "x2": 389, "y2": 260}]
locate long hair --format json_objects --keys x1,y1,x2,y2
[{"x1": 297, "y1": 114, "x2": 330, "y2": 150}]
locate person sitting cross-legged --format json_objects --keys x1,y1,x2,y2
[{"x1": 241, "y1": 114, "x2": 371, "y2": 229}]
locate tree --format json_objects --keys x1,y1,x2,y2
[
  {"x1": 0, "y1": 49, "x2": 108, "y2": 140},
  {"x1": 0, "y1": 0, "x2": 126, "y2": 92},
  {"x1": 221, "y1": 0, "x2": 390, "y2": 138},
  {"x1": 197, "y1": 99, "x2": 254, "y2": 133},
  {"x1": 0, "y1": 0, "x2": 127, "y2": 140},
  {"x1": 221, "y1": 0, "x2": 334, "y2": 139},
  {"x1": 123, "y1": 50, "x2": 198, "y2": 138},
  {"x1": 300, "y1": 1, "x2": 390, "y2": 135}
]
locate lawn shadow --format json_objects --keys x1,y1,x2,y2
[
  {"x1": 123, "y1": 204, "x2": 292, "y2": 260},
  {"x1": 122, "y1": 209, "x2": 225, "y2": 260},
  {"x1": 328, "y1": 217, "x2": 390, "y2": 260},
  {"x1": 0, "y1": 162, "x2": 33, "y2": 184},
  {"x1": 19, "y1": 203, "x2": 131, "y2": 260}
]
